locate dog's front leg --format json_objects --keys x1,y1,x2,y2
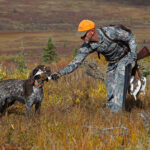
[
  {"x1": 0, "y1": 100, "x2": 7, "y2": 117},
  {"x1": 0, "y1": 102, "x2": 5, "y2": 117},
  {"x1": 25, "y1": 102, "x2": 33, "y2": 117},
  {"x1": 35, "y1": 102, "x2": 41, "y2": 115}
]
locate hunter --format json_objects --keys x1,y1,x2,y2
[{"x1": 51, "y1": 20, "x2": 137, "y2": 113}]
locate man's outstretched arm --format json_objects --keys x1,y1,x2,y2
[{"x1": 59, "y1": 43, "x2": 94, "y2": 76}]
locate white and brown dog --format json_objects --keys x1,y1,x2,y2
[{"x1": 129, "y1": 67, "x2": 147, "y2": 100}]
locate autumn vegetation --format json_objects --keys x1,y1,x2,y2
[
  {"x1": 0, "y1": 0, "x2": 150, "y2": 149},
  {"x1": 0, "y1": 52, "x2": 149, "y2": 149}
]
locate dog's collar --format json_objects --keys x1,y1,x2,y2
[{"x1": 34, "y1": 81, "x2": 43, "y2": 88}]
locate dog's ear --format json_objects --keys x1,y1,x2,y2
[
  {"x1": 29, "y1": 72, "x2": 35, "y2": 84},
  {"x1": 28, "y1": 67, "x2": 38, "y2": 84}
]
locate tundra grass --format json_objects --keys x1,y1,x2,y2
[{"x1": 0, "y1": 56, "x2": 150, "y2": 150}]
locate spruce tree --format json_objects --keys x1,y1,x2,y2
[{"x1": 42, "y1": 37, "x2": 58, "y2": 63}]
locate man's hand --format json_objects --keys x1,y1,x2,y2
[{"x1": 51, "y1": 72, "x2": 61, "y2": 80}]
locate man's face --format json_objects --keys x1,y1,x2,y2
[{"x1": 81, "y1": 30, "x2": 94, "y2": 43}]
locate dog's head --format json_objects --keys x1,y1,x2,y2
[{"x1": 29, "y1": 65, "x2": 52, "y2": 84}]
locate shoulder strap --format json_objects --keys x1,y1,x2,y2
[
  {"x1": 109, "y1": 24, "x2": 132, "y2": 33},
  {"x1": 100, "y1": 27, "x2": 130, "y2": 51},
  {"x1": 117, "y1": 24, "x2": 132, "y2": 33},
  {"x1": 100, "y1": 28, "x2": 116, "y2": 43}
]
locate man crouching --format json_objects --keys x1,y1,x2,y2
[{"x1": 51, "y1": 20, "x2": 137, "y2": 113}]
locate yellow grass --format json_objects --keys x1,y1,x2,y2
[{"x1": 0, "y1": 56, "x2": 150, "y2": 149}]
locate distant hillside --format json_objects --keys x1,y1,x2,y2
[
  {"x1": 0, "y1": 0, "x2": 150, "y2": 32},
  {"x1": 100, "y1": 0, "x2": 150, "y2": 5},
  {"x1": 0, "y1": 0, "x2": 150, "y2": 59}
]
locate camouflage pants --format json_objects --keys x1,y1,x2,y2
[{"x1": 106, "y1": 56, "x2": 134, "y2": 113}]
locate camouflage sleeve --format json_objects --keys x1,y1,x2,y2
[
  {"x1": 59, "y1": 43, "x2": 94, "y2": 76},
  {"x1": 110, "y1": 27, "x2": 137, "y2": 60}
]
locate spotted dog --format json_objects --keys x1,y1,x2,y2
[
  {"x1": 0, "y1": 65, "x2": 51, "y2": 116},
  {"x1": 129, "y1": 73, "x2": 146, "y2": 100}
]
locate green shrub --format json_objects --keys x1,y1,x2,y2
[
  {"x1": 13, "y1": 8, "x2": 17, "y2": 13},
  {"x1": 42, "y1": 37, "x2": 59, "y2": 63},
  {"x1": 17, "y1": 53, "x2": 27, "y2": 72},
  {"x1": 72, "y1": 48, "x2": 78, "y2": 57},
  {"x1": 139, "y1": 61, "x2": 150, "y2": 77},
  {"x1": 0, "y1": 50, "x2": 27, "y2": 73}
]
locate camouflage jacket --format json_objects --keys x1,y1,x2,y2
[{"x1": 59, "y1": 26, "x2": 137, "y2": 76}]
